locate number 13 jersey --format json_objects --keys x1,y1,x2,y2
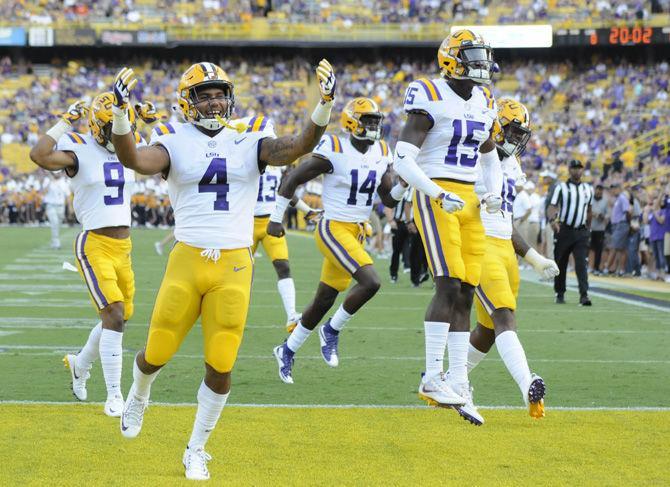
[
  {"x1": 151, "y1": 117, "x2": 276, "y2": 249},
  {"x1": 403, "y1": 77, "x2": 497, "y2": 183},
  {"x1": 57, "y1": 132, "x2": 139, "y2": 230},
  {"x1": 313, "y1": 135, "x2": 391, "y2": 222}
]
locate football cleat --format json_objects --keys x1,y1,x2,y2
[
  {"x1": 318, "y1": 320, "x2": 339, "y2": 367},
  {"x1": 527, "y1": 374, "x2": 546, "y2": 419},
  {"x1": 183, "y1": 447, "x2": 212, "y2": 481},
  {"x1": 63, "y1": 353, "x2": 90, "y2": 401},
  {"x1": 285, "y1": 313, "x2": 302, "y2": 333},
  {"x1": 418, "y1": 373, "x2": 466, "y2": 407},
  {"x1": 273, "y1": 343, "x2": 294, "y2": 384},
  {"x1": 104, "y1": 394, "x2": 124, "y2": 418},
  {"x1": 120, "y1": 385, "x2": 148, "y2": 438},
  {"x1": 451, "y1": 382, "x2": 485, "y2": 426}
]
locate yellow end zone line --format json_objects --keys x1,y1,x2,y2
[{"x1": 0, "y1": 401, "x2": 669, "y2": 411}]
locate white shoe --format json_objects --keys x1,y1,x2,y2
[
  {"x1": 285, "y1": 313, "x2": 301, "y2": 333},
  {"x1": 63, "y1": 353, "x2": 90, "y2": 401},
  {"x1": 120, "y1": 386, "x2": 148, "y2": 438},
  {"x1": 183, "y1": 447, "x2": 212, "y2": 480},
  {"x1": 448, "y1": 378, "x2": 484, "y2": 426},
  {"x1": 418, "y1": 373, "x2": 466, "y2": 407},
  {"x1": 154, "y1": 241, "x2": 163, "y2": 255},
  {"x1": 104, "y1": 394, "x2": 124, "y2": 417}
]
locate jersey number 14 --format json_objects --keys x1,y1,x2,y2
[{"x1": 347, "y1": 169, "x2": 377, "y2": 206}]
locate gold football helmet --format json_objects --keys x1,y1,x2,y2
[
  {"x1": 177, "y1": 62, "x2": 234, "y2": 131},
  {"x1": 88, "y1": 92, "x2": 136, "y2": 152},
  {"x1": 340, "y1": 97, "x2": 384, "y2": 141},
  {"x1": 438, "y1": 29, "x2": 496, "y2": 85},
  {"x1": 492, "y1": 97, "x2": 531, "y2": 157}
]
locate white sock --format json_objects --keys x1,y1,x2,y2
[
  {"x1": 188, "y1": 381, "x2": 229, "y2": 450},
  {"x1": 76, "y1": 321, "x2": 102, "y2": 370},
  {"x1": 286, "y1": 322, "x2": 313, "y2": 353},
  {"x1": 495, "y1": 330, "x2": 533, "y2": 395},
  {"x1": 99, "y1": 329, "x2": 123, "y2": 398},
  {"x1": 329, "y1": 304, "x2": 352, "y2": 331},
  {"x1": 446, "y1": 332, "x2": 470, "y2": 385},
  {"x1": 132, "y1": 357, "x2": 160, "y2": 401},
  {"x1": 467, "y1": 343, "x2": 487, "y2": 372},
  {"x1": 424, "y1": 321, "x2": 449, "y2": 379},
  {"x1": 277, "y1": 277, "x2": 297, "y2": 320}
]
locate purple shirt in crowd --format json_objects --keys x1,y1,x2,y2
[
  {"x1": 649, "y1": 212, "x2": 666, "y2": 242},
  {"x1": 611, "y1": 193, "x2": 630, "y2": 224}
]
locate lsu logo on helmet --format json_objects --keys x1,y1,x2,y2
[
  {"x1": 340, "y1": 97, "x2": 384, "y2": 141},
  {"x1": 177, "y1": 62, "x2": 235, "y2": 131},
  {"x1": 438, "y1": 29, "x2": 496, "y2": 85},
  {"x1": 88, "y1": 92, "x2": 137, "y2": 152},
  {"x1": 492, "y1": 98, "x2": 531, "y2": 157}
]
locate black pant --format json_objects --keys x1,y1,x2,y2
[
  {"x1": 590, "y1": 230, "x2": 605, "y2": 271},
  {"x1": 390, "y1": 222, "x2": 410, "y2": 278},
  {"x1": 390, "y1": 222, "x2": 426, "y2": 284},
  {"x1": 554, "y1": 225, "x2": 590, "y2": 297}
]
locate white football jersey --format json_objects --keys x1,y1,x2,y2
[
  {"x1": 57, "y1": 132, "x2": 139, "y2": 230},
  {"x1": 255, "y1": 165, "x2": 282, "y2": 216},
  {"x1": 403, "y1": 77, "x2": 497, "y2": 183},
  {"x1": 314, "y1": 135, "x2": 391, "y2": 222},
  {"x1": 152, "y1": 116, "x2": 276, "y2": 249},
  {"x1": 475, "y1": 154, "x2": 523, "y2": 240}
]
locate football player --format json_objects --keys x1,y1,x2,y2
[
  {"x1": 267, "y1": 97, "x2": 406, "y2": 383},
  {"x1": 109, "y1": 61, "x2": 336, "y2": 480},
  {"x1": 29, "y1": 93, "x2": 147, "y2": 417},
  {"x1": 253, "y1": 166, "x2": 320, "y2": 330},
  {"x1": 392, "y1": 30, "x2": 504, "y2": 425},
  {"x1": 469, "y1": 98, "x2": 558, "y2": 418}
]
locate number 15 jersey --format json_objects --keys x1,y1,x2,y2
[
  {"x1": 152, "y1": 117, "x2": 276, "y2": 249},
  {"x1": 313, "y1": 135, "x2": 391, "y2": 222},
  {"x1": 403, "y1": 77, "x2": 497, "y2": 183},
  {"x1": 57, "y1": 131, "x2": 139, "y2": 230}
]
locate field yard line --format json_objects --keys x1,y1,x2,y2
[
  {"x1": 0, "y1": 400, "x2": 668, "y2": 411},
  {"x1": 2, "y1": 346, "x2": 668, "y2": 364}
]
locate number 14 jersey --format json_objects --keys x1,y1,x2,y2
[
  {"x1": 314, "y1": 135, "x2": 391, "y2": 222},
  {"x1": 152, "y1": 117, "x2": 276, "y2": 249},
  {"x1": 403, "y1": 77, "x2": 497, "y2": 183}
]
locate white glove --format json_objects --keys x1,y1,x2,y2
[
  {"x1": 113, "y1": 67, "x2": 138, "y2": 110},
  {"x1": 316, "y1": 59, "x2": 336, "y2": 102},
  {"x1": 481, "y1": 192, "x2": 503, "y2": 214},
  {"x1": 524, "y1": 248, "x2": 559, "y2": 279},
  {"x1": 438, "y1": 192, "x2": 465, "y2": 213}
]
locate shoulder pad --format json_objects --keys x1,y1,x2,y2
[
  {"x1": 379, "y1": 139, "x2": 390, "y2": 157},
  {"x1": 245, "y1": 115, "x2": 270, "y2": 133},
  {"x1": 413, "y1": 78, "x2": 444, "y2": 102},
  {"x1": 152, "y1": 122, "x2": 176, "y2": 137},
  {"x1": 65, "y1": 132, "x2": 87, "y2": 145},
  {"x1": 477, "y1": 86, "x2": 495, "y2": 110}
]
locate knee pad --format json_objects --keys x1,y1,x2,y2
[
  {"x1": 145, "y1": 328, "x2": 179, "y2": 366},
  {"x1": 205, "y1": 331, "x2": 242, "y2": 373}
]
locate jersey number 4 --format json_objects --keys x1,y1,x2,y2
[
  {"x1": 103, "y1": 162, "x2": 125, "y2": 206},
  {"x1": 199, "y1": 157, "x2": 230, "y2": 211},
  {"x1": 347, "y1": 169, "x2": 377, "y2": 206},
  {"x1": 445, "y1": 119, "x2": 486, "y2": 168}
]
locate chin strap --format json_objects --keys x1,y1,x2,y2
[{"x1": 214, "y1": 114, "x2": 249, "y2": 133}]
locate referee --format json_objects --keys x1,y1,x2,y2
[{"x1": 546, "y1": 159, "x2": 594, "y2": 306}]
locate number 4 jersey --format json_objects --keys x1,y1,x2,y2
[
  {"x1": 403, "y1": 77, "x2": 497, "y2": 183},
  {"x1": 56, "y1": 131, "x2": 141, "y2": 230},
  {"x1": 151, "y1": 117, "x2": 276, "y2": 249},
  {"x1": 314, "y1": 135, "x2": 391, "y2": 222}
]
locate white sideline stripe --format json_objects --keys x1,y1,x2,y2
[
  {"x1": 0, "y1": 400, "x2": 668, "y2": 412},
  {"x1": 1, "y1": 346, "x2": 667, "y2": 364}
]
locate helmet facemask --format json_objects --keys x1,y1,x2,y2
[
  {"x1": 188, "y1": 82, "x2": 235, "y2": 131},
  {"x1": 454, "y1": 43, "x2": 495, "y2": 85},
  {"x1": 352, "y1": 113, "x2": 384, "y2": 142},
  {"x1": 499, "y1": 120, "x2": 531, "y2": 157}
]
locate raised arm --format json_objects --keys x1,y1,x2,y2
[
  {"x1": 110, "y1": 67, "x2": 170, "y2": 176},
  {"x1": 260, "y1": 60, "x2": 336, "y2": 167},
  {"x1": 29, "y1": 100, "x2": 86, "y2": 173}
]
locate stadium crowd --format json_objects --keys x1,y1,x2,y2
[
  {"x1": 1, "y1": 53, "x2": 669, "y2": 280},
  {"x1": 2, "y1": 0, "x2": 668, "y2": 26}
]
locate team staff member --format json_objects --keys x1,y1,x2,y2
[{"x1": 547, "y1": 159, "x2": 594, "y2": 306}]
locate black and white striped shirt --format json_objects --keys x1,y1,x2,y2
[
  {"x1": 549, "y1": 180, "x2": 593, "y2": 228},
  {"x1": 393, "y1": 188, "x2": 413, "y2": 222}
]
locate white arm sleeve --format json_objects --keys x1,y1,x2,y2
[
  {"x1": 479, "y1": 149, "x2": 503, "y2": 195},
  {"x1": 393, "y1": 141, "x2": 443, "y2": 199}
]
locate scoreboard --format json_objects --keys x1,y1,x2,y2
[{"x1": 555, "y1": 26, "x2": 670, "y2": 46}]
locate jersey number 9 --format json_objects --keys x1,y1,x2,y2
[{"x1": 103, "y1": 162, "x2": 125, "y2": 206}]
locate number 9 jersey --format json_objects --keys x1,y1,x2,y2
[
  {"x1": 56, "y1": 131, "x2": 141, "y2": 230},
  {"x1": 151, "y1": 116, "x2": 276, "y2": 249},
  {"x1": 403, "y1": 77, "x2": 497, "y2": 183}
]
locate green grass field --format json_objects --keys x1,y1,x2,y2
[{"x1": 1, "y1": 226, "x2": 669, "y2": 485}]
